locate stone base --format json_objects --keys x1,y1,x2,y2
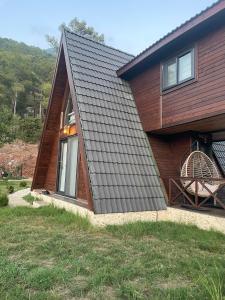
[
  {"x1": 31, "y1": 191, "x2": 225, "y2": 234},
  {"x1": 33, "y1": 200, "x2": 49, "y2": 208}
]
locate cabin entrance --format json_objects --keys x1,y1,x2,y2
[{"x1": 57, "y1": 136, "x2": 79, "y2": 198}]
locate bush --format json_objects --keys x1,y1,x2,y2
[
  {"x1": 19, "y1": 117, "x2": 42, "y2": 143},
  {"x1": 0, "y1": 194, "x2": 9, "y2": 207},
  {"x1": 19, "y1": 181, "x2": 27, "y2": 187},
  {"x1": 0, "y1": 107, "x2": 19, "y2": 145},
  {"x1": 7, "y1": 185, "x2": 14, "y2": 194}
]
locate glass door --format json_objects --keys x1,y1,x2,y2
[
  {"x1": 58, "y1": 140, "x2": 68, "y2": 193},
  {"x1": 65, "y1": 136, "x2": 79, "y2": 197},
  {"x1": 58, "y1": 136, "x2": 78, "y2": 198}
]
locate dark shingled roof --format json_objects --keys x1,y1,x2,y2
[
  {"x1": 213, "y1": 142, "x2": 225, "y2": 175},
  {"x1": 63, "y1": 29, "x2": 166, "y2": 214}
]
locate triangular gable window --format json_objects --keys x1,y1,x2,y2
[{"x1": 64, "y1": 94, "x2": 75, "y2": 125}]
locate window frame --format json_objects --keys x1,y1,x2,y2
[
  {"x1": 162, "y1": 47, "x2": 195, "y2": 91},
  {"x1": 56, "y1": 135, "x2": 79, "y2": 199},
  {"x1": 64, "y1": 94, "x2": 76, "y2": 126}
]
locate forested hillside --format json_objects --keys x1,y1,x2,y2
[
  {"x1": 0, "y1": 37, "x2": 55, "y2": 116},
  {"x1": 0, "y1": 21, "x2": 104, "y2": 146},
  {"x1": 0, "y1": 38, "x2": 55, "y2": 145}
]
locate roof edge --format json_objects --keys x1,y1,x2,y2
[
  {"x1": 117, "y1": 0, "x2": 225, "y2": 78},
  {"x1": 62, "y1": 27, "x2": 135, "y2": 59}
]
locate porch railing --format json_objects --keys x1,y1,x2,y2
[{"x1": 168, "y1": 177, "x2": 225, "y2": 210}]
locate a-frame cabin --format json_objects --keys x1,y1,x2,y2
[{"x1": 32, "y1": 29, "x2": 166, "y2": 214}]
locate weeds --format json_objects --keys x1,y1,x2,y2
[{"x1": 0, "y1": 207, "x2": 224, "y2": 299}]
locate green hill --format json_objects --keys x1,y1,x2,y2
[{"x1": 0, "y1": 37, "x2": 55, "y2": 116}]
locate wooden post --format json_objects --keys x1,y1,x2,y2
[
  {"x1": 169, "y1": 178, "x2": 171, "y2": 205},
  {"x1": 195, "y1": 179, "x2": 198, "y2": 208}
]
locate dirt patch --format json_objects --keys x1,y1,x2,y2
[
  {"x1": 156, "y1": 278, "x2": 192, "y2": 289},
  {"x1": 0, "y1": 140, "x2": 38, "y2": 178}
]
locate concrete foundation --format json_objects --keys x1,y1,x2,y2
[{"x1": 31, "y1": 191, "x2": 225, "y2": 234}]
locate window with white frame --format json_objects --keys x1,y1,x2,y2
[{"x1": 162, "y1": 48, "x2": 195, "y2": 90}]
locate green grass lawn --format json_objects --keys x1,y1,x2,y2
[
  {"x1": 0, "y1": 179, "x2": 31, "y2": 194},
  {"x1": 0, "y1": 206, "x2": 224, "y2": 300}
]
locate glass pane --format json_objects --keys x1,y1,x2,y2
[
  {"x1": 65, "y1": 136, "x2": 79, "y2": 197},
  {"x1": 164, "y1": 59, "x2": 177, "y2": 88},
  {"x1": 58, "y1": 142, "x2": 67, "y2": 192},
  {"x1": 64, "y1": 95, "x2": 75, "y2": 125},
  {"x1": 178, "y1": 51, "x2": 192, "y2": 82}
]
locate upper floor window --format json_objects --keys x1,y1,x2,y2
[
  {"x1": 64, "y1": 95, "x2": 75, "y2": 125},
  {"x1": 162, "y1": 48, "x2": 195, "y2": 90}
]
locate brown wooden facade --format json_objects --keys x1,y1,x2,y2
[
  {"x1": 32, "y1": 44, "x2": 93, "y2": 210},
  {"x1": 148, "y1": 133, "x2": 192, "y2": 193},
  {"x1": 129, "y1": 23, "x2": 225, "y2": 134},
  {"x1": 126, "y1": 8, "x2": 225, "y2": 194}
]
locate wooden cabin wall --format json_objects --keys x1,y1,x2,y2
[
  {"x1": 163, "y1": 25, "x2": 225, "y2": 127},
  {"x1": 32, "y1": 51, "x2": 67, "y2": 190},
  {"x1": 130, "y1": 64, "x2": 161, "y2": 131},
  {"x1": 44, "y1": 133, "x2": 60, "y2": 191},
  {"x1": 148, "y1": 133, "x2": 192, "y2": 192},
  {"x1": 32, "y1": 49, "x2": 89, "y2": 204},
  {"x1": 129, "y1": 23, "x2": 225, "y2": 132},
  {"x1": 77, "y1": 154, "x2": 88, "y2": 200}
]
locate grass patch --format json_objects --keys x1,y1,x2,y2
[
  {"x1": 23, "y1": 193, "x2": 36, "y2": 204},
  {"x1": 0, "y1": 179, "x2": 31, "y2": 195},
  {"x1": 0, "y1": 193, "x2": 8, "y2": 206},
  {"x1": 0, "y1": 206, "x2": 224, "y2": 299}
]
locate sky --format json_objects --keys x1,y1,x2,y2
[{"x1": 0, "y1": 0, "x2": 216, "y2": 55}]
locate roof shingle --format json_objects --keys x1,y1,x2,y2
[{"x1": 213, "y1": 141, "x2": 225, "y2": 175}]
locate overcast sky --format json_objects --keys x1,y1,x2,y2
[{"x1": 0, "y1": 0, "x2": 216, "y2": 55}]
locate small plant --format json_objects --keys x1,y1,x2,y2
[
  {"x1": 7, "y1": 185, "x2": 14, "y2": 194},
  {"x1": 23, "y1": 193, "x2": 36, "y2": 204},
  {"x1": 0, "y1": 193, "x2": 9, "y2": 207},
  {"x1": 198, "y1": 264, "x2": 224, "y2": 300},
  {"x1": 5, "y1": 172, "x2": 13, "y2": 179},
  {"x1": 19, "y1": 181, "x2": 27, "y2": 188}
]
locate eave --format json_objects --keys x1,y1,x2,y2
[{"x1": 117, "y1": 0, "x2": 225, "y2": 80}]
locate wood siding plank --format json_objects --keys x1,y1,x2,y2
[{"x1": 129, "y1": 24, "x2": 225, "y2": 133}]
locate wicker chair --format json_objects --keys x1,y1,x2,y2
[{"x1": 181, "y1": 151, "x2": 221, "y2": 197}]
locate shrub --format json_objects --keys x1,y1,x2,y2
[
  {"x1": 0, "y1": 106, "x2": 19, "y2": 145},
  {"x1": 7, "y1": 185, "x2": 14, "y2": 194},
  {"x1": 0, "y1": 194, "x2": 9, "y2": 207},
  {"x1": 19, "y1": 181, "x2": 27, "y2": 187},
  {"x1": 4, "y1": 172, "x2": 12, "y2": 179},
  {"x1": 19, "y1": 117, "x2": 42, "y2": 143}
]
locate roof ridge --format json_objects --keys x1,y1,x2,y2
[
  {"x1": 121, "y1": 0, "x2": 224, "y2": 69},
  {"x1": 63, "y1": 27, "x2": 134, "y2": 58}
]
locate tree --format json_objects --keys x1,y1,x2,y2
[
  {"x1": 41, "y1": 82, "x2": 51, "y2": 110},
  {"x1": 0, "y1": 37, "x2": 54, "y2": 117},
  {"x1": 12, "y1": 82, "x2": 24, "y2": 115},
  {"x1": 0, "y1": 106, "x2": 19, "y2": 145},
  {"x1": 46, "y1": 18, "x2": 105, "y2": 51},
  {"x1": 45, "y1": 35, "x2": 59, "y2": 51},
  {"x1": 0, "y1": 37, "x2": 54, "y2": 145},
  {"x1": 19, "y1": 117, "x2": 42, "y2": 143}
]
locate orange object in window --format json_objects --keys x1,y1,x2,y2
[
  {"x1": 63, "y1": 125, "x2": 70, "y2": 135},
  {"x1": 69, "y1": 124, "x2": 77, "y2": 135},
  {"x1": 61, "y1": 124, "x2": 77, "y2": 137}
]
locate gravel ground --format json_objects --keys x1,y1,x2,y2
[{"x1": 8, "y1": 188, "x2": 31, "y2": 207}]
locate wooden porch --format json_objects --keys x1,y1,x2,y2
[{"x1": 168, "y1": 177, "x2": 225, "y2": 212}]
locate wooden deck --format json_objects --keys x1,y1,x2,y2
[{"x1": 169, "y1": 177, "x2": 225, "y2": 210}]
